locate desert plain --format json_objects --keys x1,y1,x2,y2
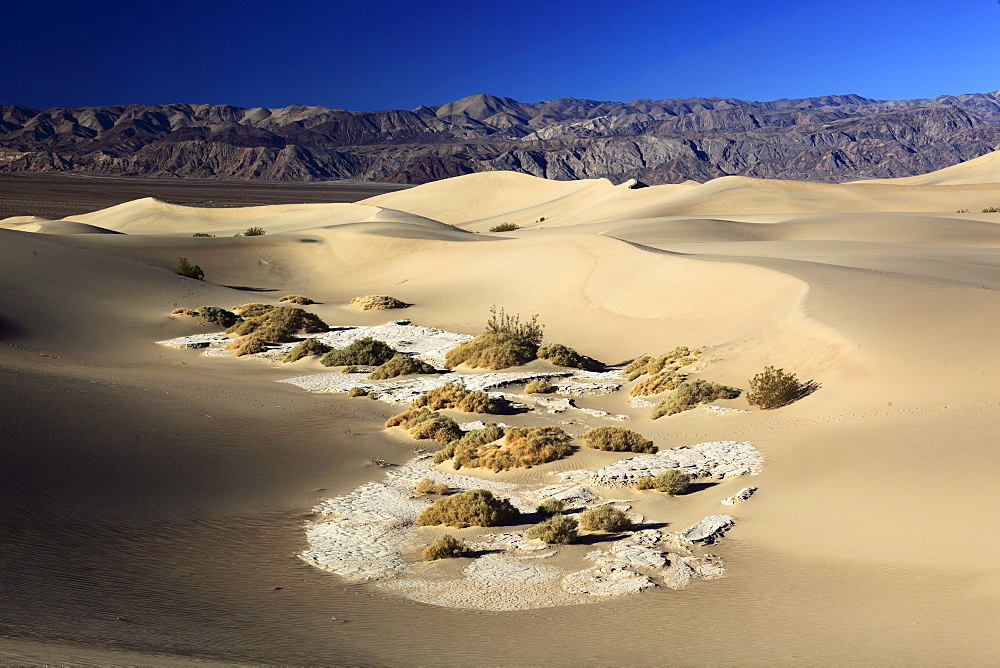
[{"x1": 1, "y1": 156, "x2": 999, "y2": 664}]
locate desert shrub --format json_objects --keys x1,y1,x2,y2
[
  {"x1": 410, "y1": 382, "x2": 502, "y2": 414},
  {"x1": 279, "y1": 294, "x2": 314, "y2": 305},
  {"x1": 456, "y1": 426, "x2": 571, "y2": 471},
  {"x1": 322, "y1": 337, "x2": 398, "y2": 367},
  {"x1": 579, "y1": 505, "x2": 633, "y2": 532},
  {"x1": 229, "y1": 306, "x2": 328, "y2": 344},
  {"x1": 527, "y1": 514, "x2": 578, "y2": 543},
  {"x1": 175, "y1": 257, "x2": 204, "y2": 280},
  {"x1": 171, "y1": 308, "x2": 198, "y2": 316},
  {"x1": 537, "y1": 343, "x2": 601, "y2": 371},
  {"x1": 386, "y1": 408, "x2": 462, "y2": 444},
  {"x1": 485, "y1": 305, "x2": 543, "y2": 345},
  {"x1": 524, "y1": 378, "x2": 554, "y2": 394},
  {"x1": 198, "y1": 306, "x2": 241, "y2": 329},
  {"x1": 623, "y1": 355, "x2": 652, "y2": 379},
  {"x1": 956, "y1": 208, "x2": 970, "y2": 213},
  {"x1": 369, "y1": 353, "x2": 436, "y2": 380},
  {"x1": 638, "y1": 469, "x2": 691, "y2": 495},
  {"x1": 489, "y1": 222, "x2": 519, "y2": 232},
  {"x1": 630, "y1": 369, "x2": 684, "y2": 397},
  {"x1": 231, "y1": 303, "x2": 275, "y2": 318},
  {"x1": 234, "y1": 333, "x2": 268, "y2": 357},
  {"x1": 347, "y1": 386, "x2": 369, "y2": 397},
  {"x1": 982, "y1": 206, "x2": 1000, "y2": 213},
  {"x1": 536, "y1": 498, "x2": 566, "y2": 516},
  {"x1": 423, "y1": 534, "x2": 466, "y2": 561},
  {"x1": 415, "y1": 478, "x2": 438, "y2": 494},
  {"x1": 192, "y1": 232, "x2": 215, "y2": 237},
  {"x1": 282, "y1": 338, "x2": 332, "y2": 363},
  {"x1": 444, "y1": 331, "x2": 538, "y2": 370},
  {"x1": 435, "y1": 424, "x2": 506, "y2": 465},
  {"x1": 746, "y1": 366, "x2": 803, "y2": 410},
  {"x1": 350, "y1": 294, "x2": 406, "y2": 310},
  {"x1": 625, "y1": 347, "x2": 699, "y2": 381},
  {"x1": 455, "y1": 390, "x2": 501, "y2": 414},
  {"x1": 243, "y1": 226, "x2": 266, "y2": 236},
  {"x1": 651, "y1": 379, "x2": 740, "y2": 419},
  {"x1": 416, "y1": 489, "x2": 519, "y2": 528},
  {"x1": 581, "y1": 426, "x2": 657, "y2": 454}
]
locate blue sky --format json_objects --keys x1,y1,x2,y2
[{"x1": 2, "y1": 0, "x2": 999, "y2": 110}]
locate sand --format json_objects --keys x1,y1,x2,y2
[{"x1": 1, "y1": 159, "x2": 999, "y2": 663}]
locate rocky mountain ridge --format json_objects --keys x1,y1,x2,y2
[{"x1": 2, "y1": 91, "x2": 999, "y2": 184}]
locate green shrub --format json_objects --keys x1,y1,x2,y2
[
  {"x1": 625, "y1": 347, "x2": 699, "y2": 381},
  {"x1": 243, "y1": 226, "x2": 266, "y2": 236},
  {"x1": 233, "y1": 333, "x2": 268, "y2": 357},
  {"x1": 524, "y1": 378, "x2": 554, "y2": 394},
  {"x1": 386, "y1": 408, "x2": 463, "y2": 444},
  {"x1": 410, "y1": 382, "x2": 503, "y2": 414},
  {"x1": 282, "y1": 338, "x2": 332, "y2": 363},
  {"x1": 434, "y1": 424, "x2": 506, "y2": 465},
  {"x1": 350, "y1": 294, "x2": 407, "y2": 310},
  {"x1": 229, "y1": 306, "x2": 328, "y2": 343},
  {"x1": 279, "y1": 294, "x2": 314, "y2": 305},
  {"x1": 453, "y1": 426, "x2": 571, "y2": 471},
  {"x1": 746, "y1": 366, "x2": 802, "y2": 410},
  {"x1": 231, "y1": 303, "x2": 275, "y2": 318},
  {"x1": 636, "y1": 469, "x2": 691, "y2": 495},
  {"x1": 347, "y1": 386, "x2": 369, "y2": 397},
  {"x1": 322, "y1": 337, "x2": 398, "y2": 367},
  {"x1": 579, "y1": 505, "x2": 633, "y2": 532},
  {"x1": 537, "y1": 498, "x2": 566, "y2": 516},
  {"x1": 445, "y1": 331, "x2": 538, "y2": 370},
  {"x1": 581, "y1": 426, "x2": 657, "y2": 454},
  {"x1": 176, "y1": 257, "x2": 204, "y2": 280},
  {"x1": 423, "y1": 534, "x2": 467, "y2": 561},
  {"x1": 192, "y1": 232, "x2": 215, "y2": 237},
  {"x1": 651, "y1": 379, "x2": 740, "y2": 418},
  {"x1": 489, "y1": 222, "x2": 519, "y2": 232},
  {"x1": 368, "y1": 353, "x2": 436, "y2": 380},
  {"x1": 485, "y1": 305, "x2": 543, "y2": 345},
  {"x1": 198, "y1": 306, "x2": 241, "y2": 329},
  {"x1": 527, "y1": 514, "x2": 578, "y2": 543},
  {"x1": 537, "y1": 343, "x2": 601, "y2": 371},
  {"x1": 416, "y1": 489, "x2": 519, "y2": 528},
  {"x1": 630, "y1": 369, "x2": 684, "y2": 396}
]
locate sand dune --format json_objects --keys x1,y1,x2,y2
[
  {"x1": 2, "y1": 163, "x2": 1000, "y2": 664},
  {"x1": 855, "y1": 147, "x2": 1000, "y2": 185}
]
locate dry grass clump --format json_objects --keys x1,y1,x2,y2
[
  {"x1": 485, "y1": 305, "x2": 543, "y2": 344},
  {"x1": 171, "y1": 308, "x2": 199, "y2": 316},
  {"x1": 416, "y1": 489, "x2": 519, "y2": 528},
  {"x1": 527, "y1": 515, "x2": 578, "y2": 543},
  {"x1": 524, "y1": 378, "x2": 554, "y2": 394},
  {"x1": 579, "y1": 505, "x2": 633, "y2": 532},
  {"x1": 350, "y1": 294, "x2": 406, "y2": 310},
  {"x1": 489, "y1": 222, "x2": 519, "y2": 232},
  {"x1": 231, "y1": 303, "x2": 275, "y2": 318},
  {"x1": 625, "y1": 346, "x2": 700, "y2": 381},
  {"x1": 537, "y1": 343, "x2": 601, "y2": 371},
  {"x1": 581, "y1": 426, "x2": 657, "y2": 454},
  {"x1": 433, "y1": 424, "x2": 506, "y2": 465},
  {"x1": 386, "y1": 408, "x2": 463, "y2": 444},
  {"x1": 423, "y1": 534, "x2": 466, "y2": 561},
  {"x1": 445, "y1": 332, "x2": 539, "y2": 370},
  {"x1": 411, "y1": 382, "x2": 503, "y2": 414},
  {"x1": 651, "y1": 379, "x2": 741, "y2": 419},
  {"x1": 634, "y1": 469, "x2": 691, "y2": 495},
  {"x1": 279, "y1": 294, "x2": 314, "y2": 305},
  {"x1": 321, "y1": 337, "x2": 398, "y2": 367},
  {"x1": 347, "y1": 387, "x2": 369, "y2": 397},
  {"x1": 467, "y1": 427, "x2": 572, "y2": 471},
  {"x1": 747, "y1": 366, "x2": 803, "y2": 409},
  {"x1": 199, "y1": 306, "x2": 241, "y2": 329},
  {"x1": 225, "y1": 333, "x2": 268, "y2": 357},
  {"x1": 536, "y1": 498, "x2": 566, "y2": 516},
  {"x1": 630, "y1": 369, "x2": 684, "y2": 397},
  {"x1": 368, "y1": 353, "x2": 436, "y2": 380},
  {"x1": 282, "y1": 338, "x2": 332, "y2": 363},
  {"x1": 415, "y1": 478, "x2": 450, "y2": 495},
  {"x1": 228, "y1": 306, "x2": 328, "y2": 343}
]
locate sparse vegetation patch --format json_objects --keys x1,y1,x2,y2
[
  {"x1": 746, "y1": 366, "x2": 803, "y2": 409},
  {"x1": 198, "y1": 306, "x2": 241, "y2": 329},
  {"x1": 579, "y1": 505, "x2": 633, "y2": 532},
  {"x1": 524, "y1": 378, "x2": 554, "y2": 394},
  {"x1": 445, "y1": 426, "x2": 572, "y2": 472},
  {"x1": 347, "y1": 386, "x2": 369, "y2": 397},
  {"x1": 350, "y1": 295, "x2": 406, "y2": 310},
  {"x1": 634, "y1": 469, "x2": 691, "y2": 495},
  {"x1": 175, "y1": 257, "x2": 204, "y2": 280},
  {"x1": 229, "y1": 306, "x2": 328, "y2": 344},
  {"x1": 416, "y1": 489, "x2": 519, "y2": 528},
  {"x1": 279, "y1": 294, "x2": 314, "y2": 305},
  {"x1": 410, "y1": 381, "x2": 503, "y2": 414},
  {"x1": 386, "y1": 408, "x2": 463, "y2": 444},
  {"x1": 282, "y1": 338, "x2": 332, "y2": 363},
  {"x1": 231, "y1": 303, "x2": 275, "y2": 318},
  {"x1": 527, "y1": 514, "x2": 578, "y2": 543},
  {"x1": 581, "y1": 426, "x2": 657, "y2": 454},
  {"x1": 322, "y1": 337, "x2": 398, "y2": 367},
  {"x1": 423, "y1": 534, "x2": 467, "y2": 561},
  {"x1": 536, "y1": 498, "x2": 566, "y2": 516},
  {"x1": 630, "y1": 369, "x2": 684, "y2": 397},
  {"x1": 171, "y1": 308, "x2": 199, "y2": 316},
  {"x1": 537, "y1": 343, "x2": 601, "y2": 371},
  {"x1": 368, "y1": 353, "x2": 436, "y2": 380},
  {"x1": 489, "y1": 222, "x2": 519, "y2": 232},
  {"x1": 651, "y1": 379, "x2": 740, "y2": 419}
]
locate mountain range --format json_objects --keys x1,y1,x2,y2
[{"x1": 2, "y1": 91, "x2": 1000, "y2": 184}]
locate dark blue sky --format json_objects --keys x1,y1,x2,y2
[{"x1": 2, "y1": 0, "x2": 999, "y2": 110}]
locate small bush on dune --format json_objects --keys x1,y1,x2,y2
[
  {"x1": 423, "y1": 534, "x2": 467, "y2": 561},
  {"x1": 415, "y1": 478, "x2": 437, "y2": 494},
  {"x1": 464, "y1": 426, "x2": 572, "y2": 472},
  {"x1": 417, "y1": 489, "x2": 519, "y2": 528},
  {"x1": 350, "y1": 294, "x2": 406, "y2": 310},
  {"x1": 175, "y1": 257, "x2": 204, "y2": 280},
  {"x1": 579, "y1": 505, "x2": 633, "y2": 532},
  {"x1": 171, "y1": 308, "x2": 199, "y2": 316},
  {"x1": 347, "y1": 386, "x2": 369, "y2": 397},
  {"x1": 581, "y1": 426, "x2": 657, "y2": 454},
  {"x1": 229, "y1": 306, "x2": 328, "y2": 344},
  {"x1": 524, "y1": 378, "x2": 554, "y2": 394},
  {"x1": 489, "y1": 222, "x2": 520, "y2": 232},
  {"x1": 537, "y1": 343, "x2": 602, "y2": 371},
  {"x1": 243, "y1": 226, "x2": 266, "y2": 236},
  {"x1": 233, "y1": 333, "x2": 268, "y2": 357},
  {"x1": 536, "y1": 498, "x2": 566, "y2": 516},
  {"x1": 625, "y1": 347, "x2": 699, "y2": 381},
  {"x1": 192, "y1": 232, "x2": 215, "y2": 238},
  {"x1": 527, "y1": 514, "x2": 578, "y2": 543},
  {"x1": 630, "y1": 369, "x2": 684, "y2": 397},
  {"x1": 635, "y1": 469, "x2": 691, "y2": 494},
  {"x1": 651, "y1": 379, "x2": 740, "y2": 419},
  {"x1": 231, "y1": 303, "x2": 275, "y2": 318},
  {"x1": 411, "y1": 382, "x2": 503, "y2": 414},
  {"x1": 282, "y1": 338, "x2": 332, "y2": 363},
  {"x1": 982, "y1": 206, "x2": 1000, "y2": 213},
  {"x1": 322, "y1": 337, "x2": 398, "y2": 367},
  {"x1": 445, "y1": 331, "x2": 538, "y2": 370},
  {"x1": 279, "y1": 294, "x2": 314, "y2": 305},
  {"x1": 369, "y1": 353, "x2": 436, "y2": 380},
  {"x1": 435, "y1": 424, "x2": 506, "y2": 465},
  {"x1": 199, "y1": 306, "x2": 241, "y2": 329},
  {"x1": 485, "y1": 306, "x2": 543, "y2": 345},
  {"x1": 386, "y1": 408, "x2": 462, "y2": 444},
  {"x1": 455, "y1": 390, "x2": 501, "y2": 414},
  {"x1": 746, "y1": 366, "x2": 803, "y2": 410}
]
